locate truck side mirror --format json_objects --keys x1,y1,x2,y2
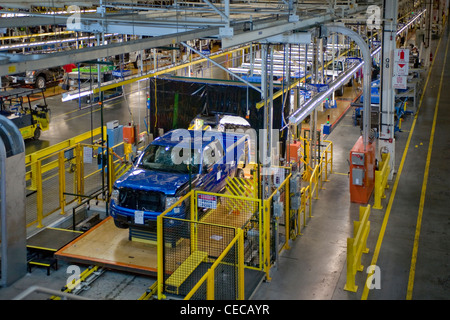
[
  {"x1": 202, "y1": 164, "x2": 212, "y2": 173},
  {"x1": 132, "y1": 150, "x2": 142, "y2": 165}
]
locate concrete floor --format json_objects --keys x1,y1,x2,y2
[{"x1": 1, "y1": 25, "x2": 449, "y2": 301}]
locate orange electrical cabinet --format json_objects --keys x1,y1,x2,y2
[
  {"x1": 123, "y1": 125, "x2": 138, "y2": 144},
  {"x1": 349, "y1": 136, "x2": 375, "y2": 204},
  {"x1": 287, "y1": 141, "x2": 302, "y2": 163}
]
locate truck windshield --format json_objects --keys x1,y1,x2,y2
[
  {"x1": 327, "y1": 61, "x2": 343, "y2": 71},
  {"x1": 138, "y1": 144, "x2": 201, "y2": 174}
]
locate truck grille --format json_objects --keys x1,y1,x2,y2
[{"x1": 118, "y1": 188, "x2": 164, "y2": 212}]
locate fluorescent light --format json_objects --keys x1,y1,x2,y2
[{"x1": 61, "y1": 90, "x2": 92, "y2": 102}]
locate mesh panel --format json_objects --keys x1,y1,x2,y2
[
  {"x1": 162, "y1": 216, "x2": 236, "y2": 298},
  {"x1": 214, "y1": 241, "x2": 239, "y2": 300},
  {"x1": 39, "y1": 152, "x2": 61, "y2": 218},
  {"x1": 196, "y1": 191, "x2": 261, "y2": 269}
]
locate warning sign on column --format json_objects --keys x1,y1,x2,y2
[
  {"x1": 197, "y1": 193, "x2": 217, "y2": 209},
  {"x1": 393, "y1": 75, "x2": 407, "y2": 89},
  {"x1": 394, "y1": 49, "x2": 409, "y2": 63}
]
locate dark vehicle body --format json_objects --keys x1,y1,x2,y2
[{"x1": 6, "y1": 67, "x2": 64, "y2": 89}]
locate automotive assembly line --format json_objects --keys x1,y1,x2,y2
[{"x1": 0, "y1": 0, "x2": 449, "y2": 305}]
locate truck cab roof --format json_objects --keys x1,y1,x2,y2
[{"x1": 152, "y1": 129, "x2": 248, "y2": 150}]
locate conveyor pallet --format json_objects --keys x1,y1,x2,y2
[{"x1": 55, "y1": 217, "x2": 159, "y2": 277}]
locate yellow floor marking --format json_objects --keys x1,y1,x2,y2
[
  {"x1": 361, "y1": 34, "x2": 444, "y2": 300},
  {"x1": 406, "y1": 35, "x2": 449, "y2": 300}
]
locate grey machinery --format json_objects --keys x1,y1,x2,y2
[{"x1": 0, "y1": 115, "x2": 26, "y2": 287}]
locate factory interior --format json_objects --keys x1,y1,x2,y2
[{"x1": 0, "y1": 0, "x2": 449, "y2": 307}]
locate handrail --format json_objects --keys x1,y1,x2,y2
[
  {"x1": 344, "y1": 205, "x2": 371, "y2": 292},
  {"x1": 184, "y1": 228, "x2": 245, "y2": 300},
  {"x1": 157, "y1": 190, "x2": 194, "y2": 300}
]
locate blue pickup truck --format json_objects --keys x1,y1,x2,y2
[{"x1": 110, "y1": 129, "x2": 249, "y2": 229}]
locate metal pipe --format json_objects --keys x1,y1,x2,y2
[
  {"x1": 288, "y1": 24, "x2": 373, "y2": 149},
  {"x1": 287, "y1": 47, "x2": 381, "y2": 128},
  {"x1": 13, "y1": 285, "x2": 91, "y2": 300}
]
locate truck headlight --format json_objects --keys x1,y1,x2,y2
[
  {"x1": 165, "y1": 196, "x2": 181, "y2": 210},
  {"x1": 111, "y1": 188, "x2": 120, "y2": 203}
]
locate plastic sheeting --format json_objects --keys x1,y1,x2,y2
[{"x1": 147, "y1": 77, "x2": 289, "y2": 136}]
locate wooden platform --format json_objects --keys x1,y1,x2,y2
[
  {"x1": 55, "y1": 217, "x2": 159, "y2": 276},
  {"x1": 54, "y1": 193, "x2": 259, "y2": 276}
]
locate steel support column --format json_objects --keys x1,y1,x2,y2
[{"x1": 379, "y1": 0, "x2": 398, "y2": 179}]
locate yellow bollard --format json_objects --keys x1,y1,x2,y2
[
  {"x1": 373, "y1": 153, "x2": 390, "y2": 210},
  {"x1": 344, "y1": 238, "x2": 358, "y2": 292}
]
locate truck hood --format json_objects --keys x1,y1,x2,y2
[{"x1": 115, "y1": 168, "x2": 192, "y2": 195}]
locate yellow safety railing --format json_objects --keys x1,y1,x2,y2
[
  {"x1": 344, "y1": 205, "x2": 371, "y2": 293},
  {"x1": 308, "y1": 140, "x2": 333, "y2": 216},
  {"x1": 184, "y1": 228, "x2": 245, "y2": 300},
  {"x1": 294, "y1": 185, "x2": 311, "y2": 238},
  {"x1": 152, "y1": 138, "x2": 333, "y2": 298},
  {"x1": 25, "y1": 138, "x2": 135, "y2": 228},
  {"x1": 263, "y1": 170, "x2": 292, "y2": 281},
  {"x1": 373, "y1": 153, "x2": 390, "y2": 210},
  {"x1": 156, "y1": 190, "x2": 247, "y2": 300},
  {"x1": 26, "y1": 127, "x2": 105, "y2": 190},
  {"x1": 157, "y1": 191, "x2": 195, "y2": 300}
]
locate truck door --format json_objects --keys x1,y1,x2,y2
[{"x1": 201, "y1": 140, "x2": 225, "y2": 192}]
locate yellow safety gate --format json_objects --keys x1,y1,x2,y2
[
  {"x1": 156, "y1": 189, "x2": 261, "y2": 300},
  {"x1": 153, "y1": 137, "x2": 334, "y2": 299},
  {"x1": 25, "y1": 127, "x2": 135, "y2": 228}
]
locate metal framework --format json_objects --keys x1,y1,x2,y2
[{"x1": 0, "y1": 1, "x2": 377, "y2": 76}]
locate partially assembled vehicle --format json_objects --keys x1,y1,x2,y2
[
  {"x1": 110, "y1": 128, "x2": 249, "y2": 229},
  {"x1": 324, "y1": 57, "x2": 355, "y2": 96},
  {"x1": 6, "y1": 67, "x2": 64, "y2": 89}
]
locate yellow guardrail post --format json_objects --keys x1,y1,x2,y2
[
  {"x1": 344, "y1": 205, "x2": 371, "y2": 293},
  {"x1": 238, "y1": 228, "x2": 245, "y2": 300},
  {"x1": 30, "y1": 153, "x2": 39, "y2": 191},
  {"x1": 156, "y1": 214, "x2": 165, "y2": 300},
  {"x1": 310, "y1": 165, "x2": 319, "y2": 200},
  {"x1": 325, "y1": 140, "x2": 333, "y2": 175},
  {"x1": 75, "y1": 144, "x2": 84, "y2": 202},
  {"x1": 35, "y1": 159, "x2": 44, "y2": 228},
  {"x1": 263, "y1": 198, "x2": 272, "y2": 282},
  {"x1": 206, "y1": 269, "x2": 215, "y2": 300},
  {"x1": 373, "y1": 153, "x2": 390, "y2": 210},
  {"x1": 191, "y1": 191, "x2": 197, "y2": 253},
  {"x1": 58, "y1": 150, "x2": 66, "y2": 214},
  {"x1": 306, "y1": 185, "x2": 312, "y2": 218},
  {"x1": 284, "y1": 177, "x2": 291, "y2": 250}
]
